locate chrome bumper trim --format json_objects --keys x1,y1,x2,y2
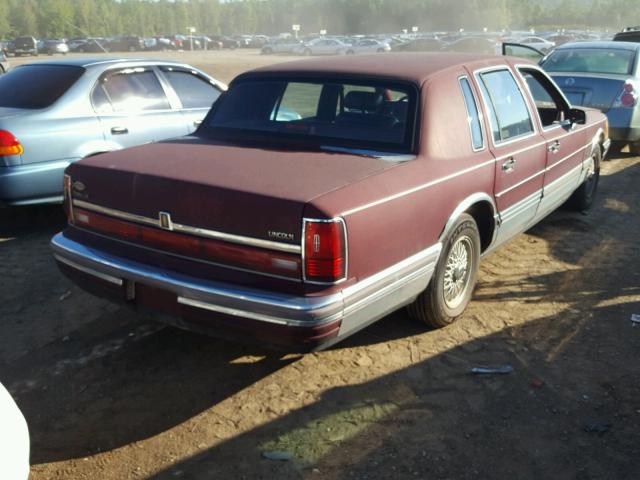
[
  {"x1": 72, "y1": 199, "x2": 302, "y2": 254},
  {"x1": 51, "y1": 233, "x2": 441, "y2": 334},
  {"x1": 53, "y1": 253, "x2": 123, "y2": 286}
]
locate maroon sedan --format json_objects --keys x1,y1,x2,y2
[{"x1": 51, "y1": 53, "x2": 610, "y2": 350}]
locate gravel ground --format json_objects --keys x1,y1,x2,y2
[{"x1": 1, "y1": 50, "x2": 639, "y2": 480}]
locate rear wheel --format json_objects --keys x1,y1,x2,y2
[
  {"x1": 569, "y1": 146, "x2": 600, "y2": 211},
  {"x1": 628, "y1": 141, "x2": 640, "y2": 155},
  {"x1": 408, "y1": 213, "x2": 481, "y2": 328}
]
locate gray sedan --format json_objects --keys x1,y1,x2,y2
[{"x1": 0, "y1": 58, "x2": 226, "y2": 206}]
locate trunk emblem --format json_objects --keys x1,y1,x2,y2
[
  {"x1": 72, "y1": 181, "x2": 86, "y2": 193},
  {"x1": 159, "y1": 212, "x2": 173, "y2": 231},
  {"x1": 565, "y1": 78, "x2": 575, "y2": 86}
]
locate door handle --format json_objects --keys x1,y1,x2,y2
[
  {"x1": 548, "y1": 140, "x2": 560, "y2": 154},
  {"x1": 194, "y1": 119, "x2": 203, "y2": 127},
  {"x1": 111, "y1": 126, "x2": 129, "y2": 135},
  {"x1": 502, "y1": 157, "x2": 516, "y2": 172}
]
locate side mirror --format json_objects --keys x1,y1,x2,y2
[{"x1": 569, "y1": 108, "x2": 586, "y2": 125}]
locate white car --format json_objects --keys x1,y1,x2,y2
[
  {"x1": 517, "y1": 36, "x2": 556, "y2": 53},
  {"x1": 294, "y1": 38, "x2": 351, "y2": 56},
  {"x1": 344, "y1": 39, "x2": 391, "y2": 54},
  {"x1": 0, "y1": 383, "x2": 29, "y2": 480}
]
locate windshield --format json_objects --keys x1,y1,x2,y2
[
  {"x1": 203, "y1": 78, "x2": 417, "y2": 153},
  {"x1": 542, "y1": 48, "x2": 636, "y2": 75},
  {"x1": 0, "y1": 65, "x2": 85, "y2": 109}
]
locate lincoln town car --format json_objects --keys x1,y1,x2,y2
[{"x1": 51, "y1": 53, "x2": 610, "y2": 350}]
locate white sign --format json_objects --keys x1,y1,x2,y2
[
  {"x1": 292, "y1": 24, "x2": 300, "y2": 32},
  {"x1": 411, "y1": 26, "x2": 418, "y2": 33},
  {"x1": 320, "y1": 29, "x2": 327, "y2": 35},
  {"x1": 189, "y1": 27, "x2": 196, "y2": 33}
]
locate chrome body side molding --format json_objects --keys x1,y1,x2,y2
[
  {"x1": 439, "y1": 192, "x2": 497, "y2": 243},
  {"x1": 51, "y1": 233, "x2": 441, "y2": 340},
  {"x1": 72, "y1": 199, "x2": 302, "y2": 254}
]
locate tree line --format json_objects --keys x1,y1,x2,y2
[{"x1": 0, "y1": 0, "x2": 634, "y2": 39}]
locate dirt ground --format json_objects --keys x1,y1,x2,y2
[{"x1": 1, "y1": 50, "x2": 639, "y2": 480}]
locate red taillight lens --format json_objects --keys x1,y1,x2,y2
[
  {"x1": 303, "y1": 219, "x2": 347, "y2": 283},
  {"x1": 615, "y1": 80, "x2": 639, "y2": 108},
  {"x1": 621, "y1": 92, "x2": 636, "y2": 107},
  {"x1": 0, "y1": 130, "x2": 24, "y2": 156}
]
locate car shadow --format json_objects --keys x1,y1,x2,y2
[{"x1": 148, "y1": 299, "x2": 639, "y2": 480}]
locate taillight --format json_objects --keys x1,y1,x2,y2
[
  {"x1": 614, "y1": 80, "x2": 640, "y2": 108},
  {"x1": 0, "y1": 130, "x2": 24, "y2": 156},
  {"x1": 303, "y1": 218, "x2": 347, "y2": 283},
  {"x1": 63, "y1": 174, "x2": 74, "y2": 224}
]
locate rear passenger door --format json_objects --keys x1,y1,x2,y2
[
  {"x1": 92, "y1": 67, "x2": 189, "y2": 149},
  {"x1": 474, "y1": 66, "x2": 548, "y2": 245},
  {"x1": 158, "y1": 66, "x2": 223, "y2": 134}
]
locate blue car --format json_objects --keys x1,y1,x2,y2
[
  {"x1": 0, "y1": 58, "x2": 226, "y2": 206},
  {"x1": 540, "y1": 41, "x2": 640, "y2": 152}
]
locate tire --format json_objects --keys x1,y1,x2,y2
[
  {"x1": 408, "y1": 213, "x2": 481, "y2": 328},
  {"x1": 569, "y1": 145, "x2": 601, "y2": 211}
]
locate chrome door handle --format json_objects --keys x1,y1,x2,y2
[
  {"x1": 502, "y1": 158, "x2": 516, "y2": 172},
  {"x1": 111, "y1": 126, "x2": 129, "y2": 135},
  {"x1": 548, "y1": 140, "x2": 560, "y2": 153}
]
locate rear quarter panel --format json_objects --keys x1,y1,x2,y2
[{"x1": 307, "y1": 68, "x2": 496, "y2": 286}]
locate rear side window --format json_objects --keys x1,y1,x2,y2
[
  {"x1": 459, "y1": 77, "x2": 484, "y2": 150},
  {"x1": 0, "y1": 65, "x2": 84, "y2": 109},
  {"x1": 93, "y1": 69, "x2": 170, "y2": 113},
  {"x1": 161, "y1": 68, "x2": 221, "y2": 109},
  {"x1": 477, "y1": 69, "x2": 534, "y2": 143}
]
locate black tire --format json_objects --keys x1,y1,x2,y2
[
  {"x1": 569, "y1": 146, "x2": 601, "y2": 211},
  {"x1": 408, "y1": 213, "x2": 481, "y2": 328}
]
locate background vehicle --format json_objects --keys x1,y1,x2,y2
[
  {"x1": 261, "y1": 38, "x2": 302, "y2": 54},
  {"x1": 0, "y1": 383, "x2": 29, "y2": 480},
  {"x1": 516, "y1": 36, "x2": 555, "y2": 53},
  {"x1": 209, "y1": 35, "x2": 240, "y2": 49},
  {"x1": 0, "y1": 50, "x2": 9, "y2": 74},
  {"x1": 13, "y1": 36, "x2": 38, "y2": 56},
  {"x1": 71, "y1": 38, "x2": 107, "y2": 53},
  {"x1": 0, "y1": 58, "x2": 226, "y2": 206},
  {"x1": 540, "y1": 41, "x2": 640, "y2": 152},
  {"x1": 344, "y1": 39, "x2": 391, "y2": 54},
  {"x1": 40, "y1": 38, "x2": 69, "y2": 55},
  {"x1": 293, "y1": 38, "x2": 350, "y2": 55},
  {"x1": 443, "y1": 36, "x2": 498, "y2": 54},
  {"x1": 103, "y1": 36, "x2": 144, "y2": 52},
  {"x1": 394, "y1": 37, "x2": 444, "y2": 52},
  {"x1": 613, "y1": 26, "x2": 640, "y2": 42}
]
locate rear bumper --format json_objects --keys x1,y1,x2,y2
[
  {"x1": 0, "y1": 160, "x2": 70, "y2": 206},
  {"x1": 51, "y1": 232, "x2": 440, "y2": 350}
]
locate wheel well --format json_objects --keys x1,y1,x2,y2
[{"x1": 465, "y1": 201, "x2": 495, "y2": 252}]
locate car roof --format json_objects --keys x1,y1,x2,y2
[
  {"x1": 12, "y1": 57, "x2": 195, "y2": 69},
  {"x1": 242, "y1": 52, "x2": 517, "y2": 85},
  {"x1": 556, "y1": 41, "x2": 640, "y2": 51}
]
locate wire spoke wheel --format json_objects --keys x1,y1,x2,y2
[{"x1": 443, "y1": 235, "x2": 473, "y2": 310}]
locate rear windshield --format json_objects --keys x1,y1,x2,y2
[
  {"x1": 203, "y1": 78, "x2": 417, "y2": 153},
  {"x1": 0, "y1": 65, "x2": 84, "y2": 109},
  {"x1": 542, "y1": 48, "x2": 636, "y2": 75}
]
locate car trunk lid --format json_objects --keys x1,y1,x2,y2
[
  {"x1": 549, "y1": 73, "x2": 628, "y2": 112},
  {"x1": 66, "y1": 137, "x2": 398, "y2": 276}
]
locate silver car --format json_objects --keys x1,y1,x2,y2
[
  {"x1": 293, "y1": 38, "x2": 351, "y2": 56},
  {"x1": 0, "y1": 58, "x2": 226, "y2": 206},
  {"x1": 344, "y1": 39, "x2": 391, "y2": 54}
]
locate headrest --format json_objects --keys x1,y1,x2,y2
[{"x1": 344, "y1": 91, "x2": 383, "y2": 111}]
